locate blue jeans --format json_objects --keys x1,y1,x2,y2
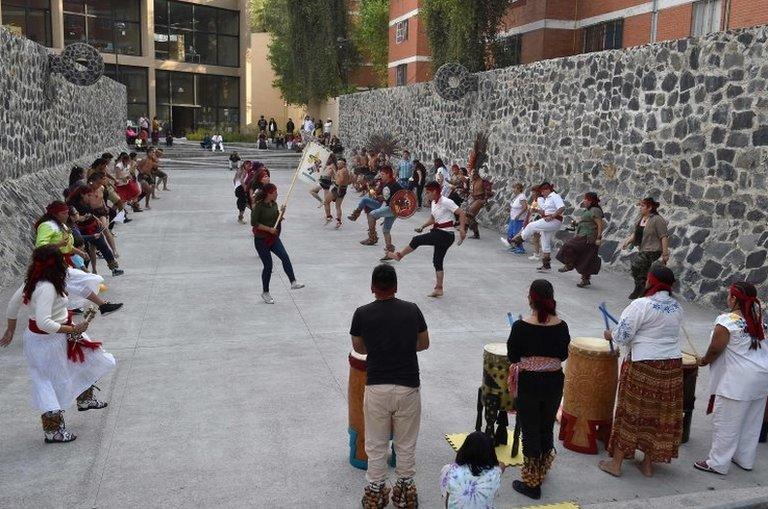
[
  {"x1": 398, "y1": 178, "x2": 412, "y2": 189},
  {"x1": 357, "y1": 197, "x2": 396, "y2": 233},
  {"x1": 357, "y1": 196, "x2": 381, "y2": 213},
  {"x1": 507, "y1": 219, "x2": 525, "y2": 252},
  {"x1": 253, "y1": 236, "x2": 296, "y2": 292}
]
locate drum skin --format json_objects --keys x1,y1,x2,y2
[
  {"x1": 482, "y1": 343, "x2": 514, "y2": 412},
  {"x1": 348, "y1": 352, "x2": 367, "y2": 469},
  {"x1": 559, "y1": 337, "x2": 619, "y2": 454}
]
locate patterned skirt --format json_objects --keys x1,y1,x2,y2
[{"x1": 608, "y1": 358, "x2": 683, "y2": 463}]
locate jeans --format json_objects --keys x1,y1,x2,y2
[
  {"x1": 82, "y1": 233, "x2": 115, "y2": 264},
  {"x1": 398, "y1": 178, "x2": 412, "y2": 189},
  {"x1": 253, "y1": 236, "x2": 296, "y2": 292},
  {"x1": 358, "y1": 196, "x2": 382, "y2": 213},
  {"x1": 370, "y1": 205, "x2": 396, "y2": 233}
]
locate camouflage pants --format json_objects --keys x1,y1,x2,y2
[{"x1": 630, "y1": 251, "x2": 661, "y2": 287}]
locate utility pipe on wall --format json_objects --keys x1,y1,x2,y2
[{"x1": 650, "y1": 0, "x2": 660, "y2": 43}]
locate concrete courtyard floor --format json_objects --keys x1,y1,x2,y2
[{"x1": 1, "y1": 145, "x2": 766, "y2": 508}]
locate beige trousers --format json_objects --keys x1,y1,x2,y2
[{"x1": 364, "y1": 384, "x2": 421, "y2": 483}]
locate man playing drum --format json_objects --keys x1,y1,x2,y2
[
  {"x1": 384, "y1": 181, "x2": 467, "y2": 298},
  {"x1": 350, "y1": 264, "x2": 429, "y2": 509}
]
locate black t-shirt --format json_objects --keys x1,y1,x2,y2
[
  {"x1": 381, "y1": 181, "x2": 402, "y2": 206},
  {"x1": 350, "y1": 298, "x2": 427, "y2": 387},
  {"x1": 507, "y1": 320, "x2": 570, "y2": 363}
]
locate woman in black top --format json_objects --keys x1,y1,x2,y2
[
  {"x1": 412, "y1": 160, "x2": 427, "y2": 208},
  {"x1": 507, "y1": 279, "x2": 570, "y2": 500}
]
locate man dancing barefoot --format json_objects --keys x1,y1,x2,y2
[
  {"x1": 385, "y1": 181, "x2": 466, "y2": 297},
  {"x1": 324, "y1": 157, "x2": 351, "y2": 229}
]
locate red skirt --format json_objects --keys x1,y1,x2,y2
[{"x1": 115, "y1": 180, "x2": 141, "y2": 201}]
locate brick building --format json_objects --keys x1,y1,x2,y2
[{"x1": 388, "y1": 0, "x2": 768, "y2": 87}]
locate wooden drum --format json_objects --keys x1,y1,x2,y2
[
  {"x1": 681, "y1": 353, "x2": 699, "y2": 444},
  {"x1": 559, "y1": 337, "x2": 619, "y2": 454},
  {"x1": 482, "y1": 343, "x2": 514, "y2": 412},
  {"x1": 348, "y1": 351, "x2": 368, "y2": 469}
]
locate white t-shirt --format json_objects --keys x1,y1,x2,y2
[
  {"x1": 432, "y1": 197, "x2": 459, "y2": 230},
  {"x1": 323, "y1": 121, "x2": 332, "y2": 134},
  {"x1": 541, "y1": 192, "x2": 565, "y2": 216},
  {"x1": 509, "y1": 192, "x2": 527, "y2": 220},
  {"x1": 709, "y1": 313, "x2": 768, "y2": 401},
  {"x1": 303, "y1": 120, "x2": 314, "y2": 133}
]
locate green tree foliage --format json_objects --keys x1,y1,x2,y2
[
  {"x1": 352, "y1": 0, "x2": 389, "y2": 87},
  {"x1": 262, "y1": 0, "x2": 355, "y2": 105},
  {"x1": 249, "y1": 0, "x2": 268, "y2": 32},
  {"x1": 421, "y1": 0, "x2": 514, "y2": 72}
]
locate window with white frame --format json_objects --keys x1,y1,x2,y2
[
  {"x1": 691, "y1": 0, "x2": 722, "y2": 37},
  {"x1": 396, "y1": 64, "x2": 407, "y2": 86},
  {"x1": 395, "y1": 19, "x2": 409, "y2": 44}
]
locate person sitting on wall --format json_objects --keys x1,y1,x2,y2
[
  {"x1": 258, "y1": 132, "x2": 268, "y2": 150},
  {"x1": 274, "y1": 132, "x2": 286, "y2": 149},
  {"x1": 201, "y1": 135, "x2": 213, "y2": 150},
  {"x1": 211, "y1": 134, "x2": 224, "y2": 152},
  {"x1": 165, "y1": 131, "x2": 174, "y2": 147}
]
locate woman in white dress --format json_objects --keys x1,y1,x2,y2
[
  {"x1": 2, "y1": 246, "x2": 116, "y2": 443},
  {"x1": 695, "y1": 282, "x2": 768, "y2": 475}
]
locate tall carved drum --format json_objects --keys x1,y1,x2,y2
[
  {"x1": 681, "y1": 352, "x2": 699, "y2": 444},
  {"x1": 475, "y1": 343, "x2": 514, "y2": 446},
  {"x1": 559, "y1": 337, "x2": 619, "y2": 454},
  {"x1": 348, "y1": 351, "x2": 368, "y2": 469}
]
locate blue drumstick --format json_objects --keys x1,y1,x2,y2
[
  {"x1": 599, "y1": 302, "x2": 619, "y2": 325},
  {"x1": 598, "y1": 303, "x2": 616, "y2": 354},
  {"x1": 507, "y1": 312, "x2": 513, "y2": 327}
]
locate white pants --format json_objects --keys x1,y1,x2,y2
[
  {"x1": 520, "y1": 218, "x2": 562, "y2": 253},
  {"x1": 212, "y1": 142, "x2": 224, "y2": 152},
  {"x1": 706, "y1": 395, "x2": 768, "y2": 474}
]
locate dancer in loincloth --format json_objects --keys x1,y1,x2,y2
[
  {"x1": 310, "y1": 154, "x2": 337, "y2": 207},
  {"x1": 233, "y1": 160, "x2": 255, "y2": 224},
  {"x1": 555, "y1": 192, "x2": 604, "y2": 288},
  {"x1": 465, "y1": 168, "x2": 488, "y2": 239},
  {"x1": 509, "y1": 182, "x2": 564, "y2": 272},
  {"x1": 600, "y1": 265, "x2": 683, "y2": 478},
  {"x1": 348, "y1": 166, "x2": 402, "y2": 252},
  {"x1": 324, "y1": 157, "x2": 351, "y2": 229},
  {"x1": 1, "y1": 246, "x2": 116, "y2": 443},
  {"x1": 385, "y1": 181, "x2": 466, "y2": 297}
]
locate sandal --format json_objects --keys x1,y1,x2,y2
[{"x1": 693, "y1": 460, "x2": 723, "y2": 474}]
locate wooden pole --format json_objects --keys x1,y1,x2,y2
[{"x1": 273, "y1": 146, "x2": 307, "y2": 228}]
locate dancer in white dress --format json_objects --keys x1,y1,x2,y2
[{"x1": 2, "y1": 246, "x2": 116, "y2": 443}]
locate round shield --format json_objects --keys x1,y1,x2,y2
[{"x1": 391, "y1": 189, "x2": 418, "y2": 219}]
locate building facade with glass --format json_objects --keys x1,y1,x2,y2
[{"x1": 0, "y1": 0, "x2": 250, "y2": 135}]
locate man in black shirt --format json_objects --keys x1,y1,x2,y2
[{"x1": 350, "y1": 264, "x2": 429, "y2": 509}]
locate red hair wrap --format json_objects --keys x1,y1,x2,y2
[
  {"x1": 529, "y1": 289, "x2": 556, "y2": 324},
  {"x1": 730, "y1": 284, "x2": 765, "y2": 346},
  {"x1": 644, "y1": 272, "x2": 673, "y2": 297}
]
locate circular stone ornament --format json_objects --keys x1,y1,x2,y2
[
  {"x1": 49, "y1": 43, "x2": 104, "y2": 86},
  {"x1": 433, "y1": 63, "x2": 477, "y2": 101}
]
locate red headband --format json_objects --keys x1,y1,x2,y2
[
  {"x1": 730, "y1": 284, "x2": 765, "y2": 344},
  {"x1": 46, "y1": 202, "x2": 68, "y2": 215},
  {"x1": 644, "y1": 272, "x2": 673, "y2": 297}
]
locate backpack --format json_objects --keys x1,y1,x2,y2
[{"x1": 482, "y1": 178, "x2": 494, "y2": 199}]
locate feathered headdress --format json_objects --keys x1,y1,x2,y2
[{"x1": 467, "y1": 131, "x2": 488, "y2": 171}]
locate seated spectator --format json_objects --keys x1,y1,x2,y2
[
  {"x1": 275, "y1": 133, "x2": 286, "y2": 149},
  {"x1": 440, "y1": 431, "x2": 505, "y2": 508},
  {"x1": 165, "y1": 132, "x2": 174, "y2": 147},
  {"x1": 125, "y1": 126, "x2": 137, "y2": 145},
  {"x1": 211, "y1": 133, "x2": 224, "y2": 152},
  {"x1": 201, "y1": 135, "x2": 213, "y2": 150},
  {"x1": 330, "y1": 136, "x2": 344, "y2": 154},
  {"x1": 258, "y1": 133, "x2": 268, "y2": 150},
  {"x1": 229, "y1": 151, "x2": 241, "y2": 171}
]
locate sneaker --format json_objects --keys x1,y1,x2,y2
[
  {"x1": 111, "y1": 268, "x2": 124, "y2": 276},
  {"x1": 528, "y1": 253, "x2": 540, "y2": 261},
  {"x1": 124, "y1": 218, "x2": 133, "y2": 223},
  {"x1": 536, "y1": 265, "x2": 551, "y2": 273},
  {"x1": 99, "y1": 302, "x2": 123, "y2": 315},
  {"x1": 261, "y1": 292, "x2": 275, "y2": 304},
  {"x1": 290, "y1": 281, "x2": 305, "y2": 290},
  {"x1": 500, "y1": 236, "x2": 510, "y2": 247}
]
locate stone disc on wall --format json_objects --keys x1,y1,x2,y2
[
  {"x1": 433, "y1": 63, "x2": 477, "y2": 101},
  {"x1": 49, "y1": 43, "x2": 104, "y2": 86}
]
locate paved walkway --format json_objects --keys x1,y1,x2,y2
[{"x1": 0, "y1": 147, "x2": 766, "y2": 508}]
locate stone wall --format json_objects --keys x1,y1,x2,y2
[
  {"x1": 0, "y1": 29, "x2": 127, "y2": 289},
  {"x1": 339, "y1": 26, "x2": 768, "y2": 307}
]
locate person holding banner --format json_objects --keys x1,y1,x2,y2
[
  {"x1": 250, "y1": 183, "x2": 305, "y2": 304},
  {"x1": 348, "y1": 166, "x2": 401, "y2": 251},
  {"x1": 385, "y1": 181, "x2": 466, "y2": 298}
]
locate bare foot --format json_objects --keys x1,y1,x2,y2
[
  {"x1": 598, "y1": 460, "x2": 622, "y2": 477},
  {"x1": 428, "y1": 288, "x2": 443, "y2": 298},
  {"x1": 635, "y1": 460, "x2": 653, "y2": 477}
]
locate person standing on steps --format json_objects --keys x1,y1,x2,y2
[
  {"x1": 509, "y1": 182, "x2": 565, "y2": 272},
  {"x1": 620, "y1": 197, "x2": 670, "y2": 300},
  {"x1": 250, "y1": 184, "x2": 305, "y2": 304},
  {"x1": 351, "y1": 264, "x2": 429, "y2": 509}
]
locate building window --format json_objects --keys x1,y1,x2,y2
[
  {"x1": 63, "y1": 1, "x2": 141, "y2": 55},
  {"x1": 692, "y1": 0, "x2": 722, "y2": 36},
  {"x1": 395, "y1": 19, "x2": 408, "y2": 44},
  {"x1": 491, "y1": 34, "x2": 522, "y2": 68},
  {"x1": 155, "y1": 70, "x2": 240, "y2": 133},
  {"x1": 154, "y1": 0, "x2": 240, "y2": 67},
  {"x1": 396, "y1": 64, "x2": 407, "y2": 86},
  {"x1": 583, "y1": 19, "x2": 623, "y2": 53},
  {"x1": 1, "y1": 0, "x2": 52, "y2": 47},
  {"x1": 104, "y1": 64, "x2": 148, "y2": 124}
]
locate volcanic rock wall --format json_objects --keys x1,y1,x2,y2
[
  {"x1": 339, "y1": 26, "x2": 768, "y2": 306},
  {"x1": 0, "y1": 29, "x2": 126, "y2": 289}
]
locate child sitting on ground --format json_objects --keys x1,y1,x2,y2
[{"x1": 440, "y1": 431, "x2": 505, "y2": 508}]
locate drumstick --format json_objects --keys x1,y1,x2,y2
[
  {"x1": 599, "y1": 302, "x2": 619, "y2": 325},
  {"x1": 681, "y1": 326, "x2": 701, "y2": 359},
  {"x1": 599, "y1": 303, "x2": 615, "y2": 354}
]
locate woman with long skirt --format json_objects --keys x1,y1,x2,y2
[{"x1": 556, "y1": 192, "x2": 604, "y2": 288}]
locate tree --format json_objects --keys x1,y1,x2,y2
[
  {"x1": 352, "y1": 0, "x2": 389, "y2": 87},
  {"x1": 421, "y1": 0, "x2": 514, "y2": 73},
  {"x1": 262, "y1": 0, "x2": 355, "y2": 105},
  {"x1": 249, "y1": 0, "x2": 268, "y2": 32}
]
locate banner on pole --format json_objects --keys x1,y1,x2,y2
[{"x1": 296, "y1": 142, "x2": 333, "y2": 186}]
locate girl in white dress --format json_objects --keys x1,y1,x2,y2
[{"x1": 2, "y1": 246, "x2": 116, "y2": 443}]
